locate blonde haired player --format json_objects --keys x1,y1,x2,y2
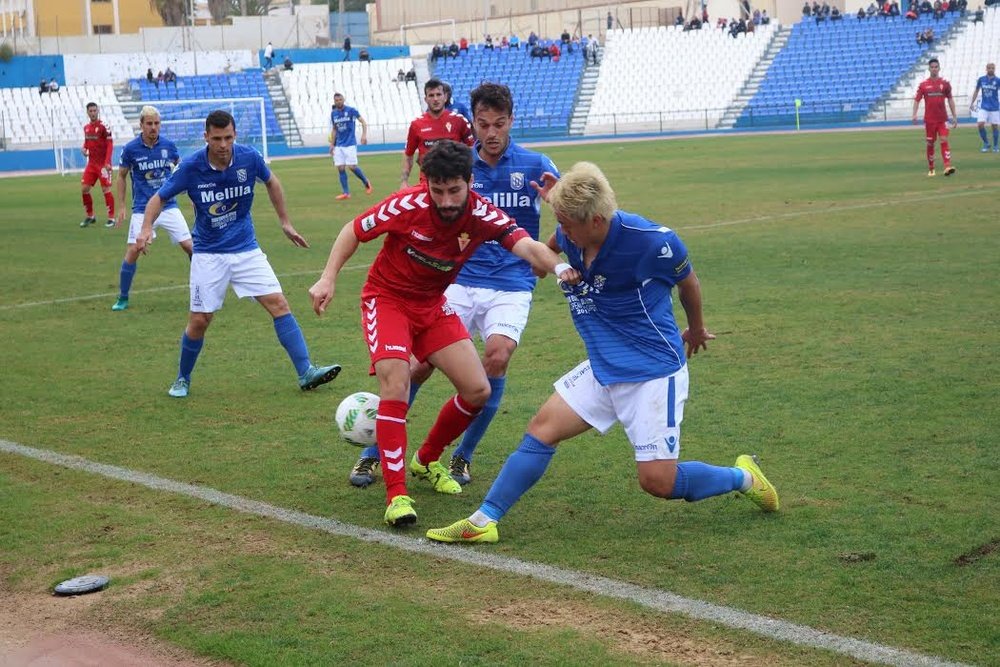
[{"x1": 111, "y1": 105, "x2": 192, "y2": 311}]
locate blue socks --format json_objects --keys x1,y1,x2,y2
[
  {"x1": 479, "y1": 433, "x2": 556, "y2": 522},
  {"x1": 273, "y1": 313, "x2": 311, "y2": 377},
  {"x1": 360, "y1": 382, "x2": 422, "y2": 459},
  {"x1": 668, "y1": 461, "x2": 745, "y2": 502},
  {"x1": 352, "y1": 166, "x2": 370, "y2": 187},
  {"x1": 994, "y1": 126, "x2": 999, "y2": 148},
  {"x1": 118, "y1": 261, "x2": 137, "y2": 299},
  {"x1": 453, "y1": 375, "x2": 505, "y2": 462},
  {"x1": 979, "y1": 126, "x2": 989, "y2": 145},
  {"x1": 338, "y1": 170, "x2": 349, "y2": 194},
  {"x1": 178, "y1": 332, "x2": 204, "y2": 382}
]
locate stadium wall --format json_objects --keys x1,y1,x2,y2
[
  {"x1": 0, "y1": 54, "x2": 64, "y2": 88},
  {"x1": 255, "y1": 45, "x2": 409, "y2": 66}
]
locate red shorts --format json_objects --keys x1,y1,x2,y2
[
  {"x1": 360, "y1": 294, "x2": 469, "y2": 374},
  {"x1": 81, "y1": 164, "x2": 112, "y2": 188},
  {"x1": 925, "y1": 122, "x2": 949, "y2": 142}
]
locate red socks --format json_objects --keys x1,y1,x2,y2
[
  {"x1": 82, "y1": 192, "x2": 93, "y2": 216},
  {"x1": 416, "y1": 394, "x2": 482, "y2": 465},
  {"x1": 375, "y1": 399, "x2": 409, "y2": 502},
  {"x1": 104, "y1": 191, "x2": 115, "y2": 217}
]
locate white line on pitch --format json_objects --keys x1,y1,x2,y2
[
  {"x1": 0, "y1": 439, "x2": 972, "y2": 667},
  {"x1": 2, "y1": 186, "x2": 994, "y2": 312}
]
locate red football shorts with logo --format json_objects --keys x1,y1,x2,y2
[
  {"x1": 924, "y1": 122, "x2": 950, "y2": 142},
  {"x1": 81, "y1": 164, "x2": 112, "y2": 188},
  {"x1": 360, "y1": 293, "x2": 470, "y2": 373}
]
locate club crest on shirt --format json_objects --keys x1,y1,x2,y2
[
  {"x1": 237, "y1": 168, "x2": 247, "y2": 183},
  {"x1": 445, "y1": 122, "x2": 452, "y2": 133},
  {"x1": 592, "y1": 275, "x2": 606, "y2": 292},
  {"x1": 161, "y1": 149, "x2": 168, "y2": 158},
  {"x1": 457, "y1": 232, "x2": 470, "y2": 252},
  {"x1": 510, "y1": 172, "x2": 524, "y2": 190}
]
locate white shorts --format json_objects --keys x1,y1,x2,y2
[
  {"x1": 188, "y1": 248, "x2": 282, "y2": 313},
  {"x1": 554, "y1": 361, "x2": 689, "y2": 462},
  {"x1": 332, "y1": 145, "x2": 359, "y2": 166},
  {"x1": 976, "y1": 108, "x2": 1000, "y2": 124},
  {"x1": 444, "y1": 284, "x2": 532, "y2": 344},
  {"x1": 126, "y1": 208, "x2": 191, "y2": 245}
]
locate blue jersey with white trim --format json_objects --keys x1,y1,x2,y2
[
  {"x1": 119, "y1": 135, "x2": 179, "y2": 213},
  {"x1": 158, "y1": 144, "x2": 271, "y2": 254},
  {"x1": 459, "y1": 142, "x2": 558, "y2": 292},
  {"x1": 556, "y1": 211, "x2": 692, "y2": 385},
  {"x1": 330, "y1": 105, "x2": 361, "y2": 147},
  {"x1": 975, "y1": 75, "x2": 999, "y2": 111}
]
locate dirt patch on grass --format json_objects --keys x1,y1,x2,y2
[
  {"x1": 473, "y1": 600, "x2": 757, "y2": 666},
  {"x1": 0, "y1": 589, "x2": 218, "y2": 666}
]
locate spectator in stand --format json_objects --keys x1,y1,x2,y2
[
  {"x1": 448, "y1": 42, "x2": 459, "y2": 58},
  {"x1": 585, "y1": 35, "x2": 599, "y2": 65},
  {"x1": 397, "y1": 69, "x2": 406, "y2": 82},
  {"x1": 747, "y1": 17, "x2": 757, "y2": 31},
  {"x1": 405, "y1": 67, "x2": 416, "y2": 82},
  {"x1": 831, "y1": 6, "x2": 842, "y2": 19},
  {"x1": 934, "y1": 1, "x2": 946, "y2": 16},
  {"x1": 802, "y1": 1, "x2": 812, "y2": 16},
  {"x1": 263, "y1": 41, "x2": 274, "y2": 69},
  {"x1": 702, "y1": 5, "x2": 710, "y2": 23},
  {"x1": 867, "y1": 2, "x2": 880, "y2": 16},
  {"x1": 891, "y1": 1, "x2": 902, "y2": 15},
  {"x1": 146, "y1": 68, "x2": 154, "y2": 85},
  {"x1": 460, "y1": 36, "x2": 469, "y2": 52},
  {"x1": 48, "y1": 78, "x2": 59, "y2": 93},
  {"x1": 917, "y1": 30, "x2": 926, "y2": 43},
  {"x1": 923, "y1": 27, "x2": 935, "y2": 41},
  {"x1": 359, "y1": 48, "x2": 371, "y2": 62},
  {"x1": 510, "y1": 33, "x2": 520, "y2": 49},
  {"x1": 431, "y1": 44, "x2": 442, "y2": 61},
  {"x1": 906, "y1": 3, "x2": 919, "y2": 18},
  {"x1": 560, "y1": 29, "x2": 571, "y2": 46},
  {"x1": 283, "y1": 55, "x2": 293, "y2": 71},
  {"x1": 343, "y1": 35, "x2": 352, "y2": 61},
  {"x1": 881, "y1": 1, "x2": 892, "y2": 16},
  {"x1": 972, "y1": 5, "x2": 983, "y2": 21},
  {"x1": 531, "y1": 43, "x2": 547, "y2": 59},
  {"x1": 920, "y1": 0, "x2": 933, "y2": 13},
  {"x1": 812, "y1": 2, "x2": 821, "y2": 15},
  {"x1": 676, "y1": 12, "x2": 686, "y2": 25},
  {"x1": 549, "y1": 42, "x2": 561, "y2": 61},
  {"x1": 686, "y1": 15, "x2": 703, "y2": 30},
  {"x1": 607, "y1": 10, "x2": 614, "y2": 29},
  {"x1": 501, "y1": 35, "x2": 510, "y2": 49},
  {"x1": 528, "y1": 31, "x2": 538, "y2": 47},
  {"x1": 762, "y1": 9, "x2": 771, "y2": 23},
  {"x1": 485, "y1": 34, "x2": 494, "y2": 50},
  {"x1": 156, "y1": 71, "x2": 164, "y2": 87},
  {"x1": 164, "y1": 67, "x2": 176, "y2": 86},
  {"x1": 717, "y1": 16, "x2": 728, "y2": 28},
  {"x1": 752, "y1": 8, "x2": 761, "y2": 23},
  {"x1": 858, "y1": 6, "x2": 867, "y2": 17}
]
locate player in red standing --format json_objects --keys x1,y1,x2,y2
[
  {"x1": 399, "y1": 78, "x2": 473, "y2": 189},
  {"x1": 80, "y1": 102, "x2": 116, "y2": 227},
  {"x1": 912, "y1": 58, "x2": 958, "y2": 177},
  {"x1": 310, "y1": 140, "x2": 579, "y2": 527}
]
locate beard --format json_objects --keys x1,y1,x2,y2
[{"x1": 435, "y1": 197, "x2": 467, "y2": 222}]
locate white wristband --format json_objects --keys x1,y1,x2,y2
[{"x1": 554, "y1": 262, "x2": 572, "y2": 276}]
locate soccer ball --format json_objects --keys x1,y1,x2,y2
[{"x1": 335, "y1": 392, "x2": 379, "y2": 446}]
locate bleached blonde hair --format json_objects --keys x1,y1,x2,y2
[
  {"x1": 548, "y1": 161, "x2": 617, "y2": 224},
  {"x1": 139, "y1": 105, "x2": 160, "y2": 123}
]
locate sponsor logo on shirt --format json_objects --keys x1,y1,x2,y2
[
  {"x1": 479, "y1": 191, "x2": 532, "y2": 209},
  {"x1": 562, "y1": 363, "x2": 592, "y2": 389},
  {"x1": 658, "y1": 244, "x2": 673, "y2": 259},
  {"x1": 384, "y1": 344, "x2": 407, "y2": 352},
  {"x1": 200, "y1": 185, "x2": 251, "y2": 203},
  {"x1": 361, "y1": 214, "x2": 376, "y2": 232},
  {"x1": 411, "y1": 229, "x2": 433, "y2": 241},
  {"x1": 405, "y1": 245, "x2": 456, "y2": 272}
]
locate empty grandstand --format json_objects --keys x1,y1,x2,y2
[{"x1": 0, "y1": 84, "x2": 129, "y2": 149}]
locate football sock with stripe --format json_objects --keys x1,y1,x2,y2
[
  {"x1": 416, "y1": 394, "x2": 482, "y2": 464},
  {"x1": 360, "y1": 382, "x2": 421, "y2": 460},
  {"x1": 452, "y1": 375, "x2": 505, "y2": 463},
  {"x1": 478, "y1": 433, "x2": 556, "y2": 522},
  {"x1": 272, "y1": 313, "x2": 311, "y2": 377},
  {"x1": 668, "y1": 461, "x2": 747, "y2": 501},
  {"x1": 375, "y1": 399, "x2": 409, "y2": 500}
]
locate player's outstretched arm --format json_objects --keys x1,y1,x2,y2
[
  {"x1": 677, "y1": 271, "x2": 716, "y2": 357},
  {"x1": 510, "y1": 237, "x2": 581, "y2": 284},
  {"x1": 264, "y1": 174, "x2": 308, "y2": 248},
  {"x1": 136, "y1": 194, "x2": 163, "y2": 254},
  {"x1": 529, "y1": 172, "x2": 560, "y2": 202},
  {"x1": 309, "y1": 221, "x2": 361, "y2": 316},
  {"x1": 114, "y1": 166, "x2": 129, "y2": 227}
]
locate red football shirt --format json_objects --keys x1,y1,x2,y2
[
  {"x1": 915, "y1": 77, "x2": 952, "y2": 124},
  {"x1": 83, "y1": 119, "x2": 113, "y2": 167},
  {"x1": 403, "y1": 111, "x2": 474, "y2": 163},
  {"x1": 353, "y1": 185, "x2": 529, "y2": 304}
]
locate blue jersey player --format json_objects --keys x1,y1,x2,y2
[
  {"x1": 427, "y1": 162, "x2": 780, "y2": 544},
  {"x1": 111, "y1": 105, "x2": 192, "y2": 312},
  {"x1": 347, "y1": 82, "x2": 560, "y2": 489},
  {"x1": 969, "y1": 62, "x2": 999, "y2": 152},
  {"x1": 329, "y1": 92, "x2": 372, "y2": 200},
  {"x1": 136, "y1": 109, "x2": 341, "y2": 398}
]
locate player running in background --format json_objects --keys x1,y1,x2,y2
[
  {"x1": 111, "y1": 105, "x2": 192, "y2": 312},
  {"x1": 329, "y1": 92, "x2": 373, "y2": 200},
  {"x1": 347, "y1": 82, "x2": 560, "y2": 489},
  {"x1": 309, "y1": 140, "x2": 578, "y2": 527},
  {"x1": 136, "y1": 110, "x2": 341, "y2": 398},
  {"x1": 79, "y1": 102, "x2": 115, "y2": 228},
  {"x1": 969, "y1": 62, "x2": 999, "y2": 153},
  {"x1": 427, "y1": 162, "x2": 779, "y2": 545},
  {"x1": 912, "y1": 58, "x2": 958, "y2": 177},
  {"x1": 441, "y1": 80, "x2": 472, "y2": 123},
  {"x1": 399, "y1": 78, "x2": 473, "y2": 189}
]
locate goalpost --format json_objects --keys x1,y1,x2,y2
[{"x1": 56, "y1": 96, "x2": 269, "y2": 175}]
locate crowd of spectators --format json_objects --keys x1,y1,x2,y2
[
  {"x1": 144, "y1": 67, "x2": 177, "y2": 88},
  {"x1": 38, "y1": 77, "x2": 59, "y2": 95},
  {"x1": 431, "y1": 30, "x2": 601, "y2": 65},
  {"x1": 805, "y1": 0, "x2": 968, "y2": 21}
]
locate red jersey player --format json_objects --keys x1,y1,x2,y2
[
  {"x1": 80, "y1": 102, "x2": 116, "y2": 227},
  {"x1": 912, "y1": 58, "x2": 958, "y2": 177},
  {"x1": 310, "y1": 140, "x2": 579, "y2": 527},
  {"x1": 399, "y1": 77, "x2": 473, "y2": 189}
]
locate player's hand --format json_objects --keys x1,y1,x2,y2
[
  {"x1": 399, "y1": 179, "x2": 409, "y2": 190},
  {"x1": 529, "y1": 172, "x2": 560, "y2": 202},
  {"x1": 329, "y1": 144, "x2": 335, "y2": 155},
  {"x1": 360, "y1": 134, "x2": 368, "y2": 146},
  {"x1": 282, "y1": 222, "x2": 309, "y2": 248},
  {"x1": 308, "y1": 279, "x2": 335, "y2": 316},
  {"x1": 115, "y1": 210, "x2": 126, "y2": 228},
  {"x1": 911, "y1": 115, "x2": 918, "y2": 124},
  {"x1": 682, "y1": 327, "x2": 716, "y2": 357},
  {"x1": 102, "y1": 166, "x2": 112, "y2": 181},
  {"x1": 556, "y1": 265, "x2": 582, "y2": 285},
  {"x1": 950, "y1": 118, "x2": 958, "y2": 129},
  {"x1": 135, "y1": 230, "x2": 153, "y2": 255}
]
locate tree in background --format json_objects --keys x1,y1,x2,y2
[{"x1": 148, "y1": 0, "x2": 188, "y2": 26}]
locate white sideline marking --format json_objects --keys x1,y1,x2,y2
[
  {"x1": 0, "y1": 439, "x2": 971, "y2": 667},
  {"x1": 2, "y1": 186, "x2": 995, "y2": 312}
]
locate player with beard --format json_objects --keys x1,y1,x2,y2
[
  {"x1": 346, "y1": 82, "x2": 559, "y2": 489},
  {"x1": 309, "y1": 140, "x2": 580, "y2": 527}
]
